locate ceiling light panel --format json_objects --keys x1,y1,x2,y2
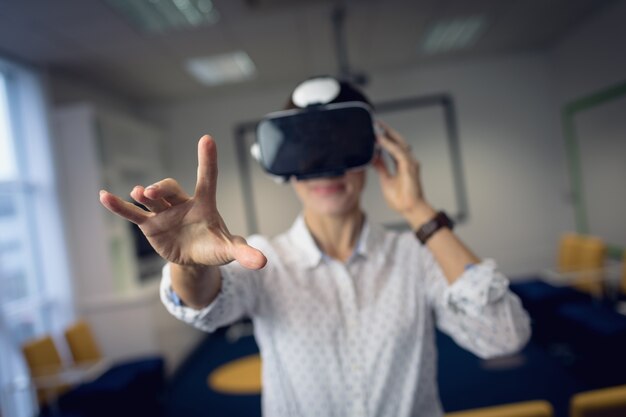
[
  {"x1": 105, "y1": 0, "x2": 220, "y2": 33},
  {"x1": 421, "y1": 15, "x2": 487, "y2": 54},
  {"x1": 185, "y1": 52, "x2": 257, "y2": 86}
]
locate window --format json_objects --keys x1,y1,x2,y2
[
  {"x1": 0, "y1": 73, "x2": 47, "y2": 331},
  {"x1": 0, "y1": 60, "x2": 73, "y2": 417}
]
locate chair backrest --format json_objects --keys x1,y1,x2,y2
[
  {"x1": 574, "y1": 236, "x2": 606, "y2": 294},
  {"x1": 570, "y1": 384, "x2": 626, "y2": 417},
  {"x1": 21, "y1": 335, "x2": 70, "y2": 405},
  {"x1": 558, "y1": 233, "x2": 585, "y2": 272},
  {"x1": 64, "y1": 320, "x2": 102, "y2": 364},
  {"x1": 22, "y1": 336, "x2": 63, "y2": 377},
  {"x1": 621, "y1": 250, "x2": 626, "y2": 295},
  {"x1": 445, "y1": 400, "x2": 553, "y2": 417},
  {"x1": 577, "y1": 237, "x2": 606, "y2": 270},
  {"x1": 557, "y1": 233, "x2": 606, "y2": 295},
  {"x1": 558, "y1": 234, "x2": 606, "y2": 271}
]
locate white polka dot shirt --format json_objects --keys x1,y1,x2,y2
[{"x1": 161, "y1": 215, "x2": 531, "y2": 417}]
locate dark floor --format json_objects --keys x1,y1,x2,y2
[
  {"x1": 163, "y1": 327, "x2": 261, "y2": 417},
  {"x1": 162, "y1": 323, "x2": 625, "y2": 417}
]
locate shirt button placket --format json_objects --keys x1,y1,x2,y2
[{"x1": 335, "y1": 262, "x2": 366, "y2": 416}]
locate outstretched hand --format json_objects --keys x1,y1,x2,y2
[{"x1": 99, "y1": 135, "x2": 267, "y2": 270}]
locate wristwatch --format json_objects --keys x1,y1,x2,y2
[{"x1": 415, "y1": 211, "x2": 454, "y2": 244}]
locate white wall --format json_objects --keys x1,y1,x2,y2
[
  {"x1": 141, "y1": 52, "x2": 572, "y2": 277},
  {"x1": 48, "y1": 71, "x2": 138, "y2": 115},
  {"x1": 47, "y1": 0, "x2": 626, "y2": 372},
  {"x1": 140, "y1": 0, "x2": 626, "y2": 273},
  {"x1": 52, "y1": 104, "x2": 206, "y2": 374},
  {"x1": 371, "y1": 53, "x2": 573, "y2": 275},
  {"x1": 551, "y1": 0, "x2": 626, "y2": 102},
  {"x1": 549, "y1": 0, "x2": 626, "y2": 248}
]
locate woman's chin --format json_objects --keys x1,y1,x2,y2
[{"x1": 308, "y1": 198, "x2": 360, "y2": 217}]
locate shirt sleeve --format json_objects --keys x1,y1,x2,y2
[
  {"x1": 160, "y1": 261, "x2": 260, "y2": 333},
  {"x1": 423, "y1": 250, "x2": 531, "y2": 359}
]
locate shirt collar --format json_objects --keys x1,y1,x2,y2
[
  {"x1": 288, "y1": 215, "x2": 323, "y2": 268},
  {"x1": 287, "y1": 214, "x2": 386, "y2": 269}
]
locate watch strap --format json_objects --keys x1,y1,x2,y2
[{"x1": 415, "y1": 211, "x2": 454, "y2": 244}]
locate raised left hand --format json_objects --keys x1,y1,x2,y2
[{"x1": 371, "y1": 121, "x2": 436, "y2": 228}]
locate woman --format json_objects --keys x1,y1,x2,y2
[{"x1": 100, "y1": 78, "x2": 530, "y2": 417}]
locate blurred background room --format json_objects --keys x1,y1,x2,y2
[{"x1": 0, "y1": 0, "x2": 625, "y2": 416}]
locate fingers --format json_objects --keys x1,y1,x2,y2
[
  {"x1": 231, "y1": 236, "x2": 267, "y2": 270},
  {"x1": 371, "y1": 153, "x2": 391, "y2": 181},
  {"x1": 376, "y1": 122, "x2": 413, "y2": 170},
  {"x1": 195, "y1": 135, "x2": 218, "y2": 204},
  {"x1": 144, "y1": 178, "x2": 190, "y2": 205},
  {"x1": 377, "y1": 120, "x2": 411, "y2": 151},
  {"x1": 99, "y1": 190, "x2": 150, "y2": 225},
  {"x1": 131, "y1": 186, "x2": 171, "y2": 213},
  {"x1": 376, "y1": 135, "x2": 408, "y2": 170}
]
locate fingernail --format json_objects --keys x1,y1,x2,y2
[
  {"x1": 99, "y1": 190, "x2": 106, "y2": 196},
  {"x1": 146, "y1": 184, "x2": 157, "y2": 191}
]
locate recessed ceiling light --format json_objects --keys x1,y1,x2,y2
[
  {"x1": 421, "y1": 15, "x2": 487, "y2": 54},
  {"x1": 105, "y1": 0, "x2": 220, "y2": 33},
  {"x1": 185, "y1": 52, "x2": 257, "y2": 86}
]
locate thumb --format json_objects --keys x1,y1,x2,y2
[{"x1": 232, "y1": 237, "x2": 267, "y2": 270}]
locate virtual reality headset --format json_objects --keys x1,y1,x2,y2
[{"x1": 252, "y1": 77, "x2": 377, "y2": 181}]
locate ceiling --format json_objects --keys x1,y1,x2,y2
[{"x1": 0, "y1": 0, "x2": 616, "y2": 104}]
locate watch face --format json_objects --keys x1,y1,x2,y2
[{"x1": 423, "y1": 222, "x2": 438, "y2": 235}]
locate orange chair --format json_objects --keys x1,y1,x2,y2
[
  {"x1": 557, "y1": 233, "x2": 586, "y2": 272},
  {"x1": 570, "y1": 384, "x2": 626, "y2": 417},
  {"x1": 620, "y1": 251, "x2": 626, "y2": 295},
  {"x1": 63, "y1": 319, "x2": 165, "y2": 415},
  {"x1": 208, "y1": 354, "x2": 262, "y2": 394},
  {"x1": 64, "y1": 320, "x2": 103, "y2": 364},
  {"x1": 21, "y1": 335, "x2": 71, "y2": 406},
  {"x1": 22, "y1": 332, "x2": 145, "y2": 416},
  {"x1": 445, "y1": 400, "x2": 553, "y2": 417},
  {"x1": 555, "y1": 233, "x2": 606, "y2": 295}
]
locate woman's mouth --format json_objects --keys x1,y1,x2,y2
[{"x1": 310, "y1": 182, "x2": 345, "y2": 196}]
